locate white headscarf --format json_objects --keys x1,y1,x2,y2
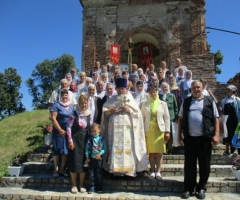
[
  {"x1": 134, "y1": 81, "x2": 146, "y2": 107},
  {"x1": 160, "y1": 82, "x2": 170, "y2": 101},
  {"x1": 105, "y1": 82, "x2": 116, "y2": 98},
  {"x1": 183, "y1": 70, "x2": 193, "y2": 90}
]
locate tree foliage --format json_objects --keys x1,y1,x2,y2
[
  {"x1": 26, "y1": 54, "x2": 76, "y2": 109},
  {"x1": 0, "y1": 67, "x2": 26, "y2": 119},
  {"x1": 214, "y1": 50, "x2": 224, "y2": 74}
]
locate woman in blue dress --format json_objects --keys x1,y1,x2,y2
[{"x1": 51, "y1": 89, "x2": 74, "y2": 177}]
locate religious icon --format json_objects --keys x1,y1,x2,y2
[
  {"x1": 143, "y1": 46, "x2": 149, "y2": 55},
  {"x1": 113, "y1": 47, "x2": 118, "y2": 54}
]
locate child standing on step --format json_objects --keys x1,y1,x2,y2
[{"x1": 85, "y1": 123, "x2": 106, "y2": 194}]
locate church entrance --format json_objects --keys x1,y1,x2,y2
[{"x1": 120, "y1": 33, "x2": 164, "y2": 72}]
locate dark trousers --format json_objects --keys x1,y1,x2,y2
[
  {"x1": 184, "y1": 136, "x2": 212, "y2": 193},
  {"x1": 88, "y1": 158, "x2": 103, "y2": 188}
]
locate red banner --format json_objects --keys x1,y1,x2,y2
[
  {"x1": 110, "y1": 44, "x2": 120, "y2": 64},
  {"x1": 140, "y1": 43, "x2": 152, "y2": 68}
]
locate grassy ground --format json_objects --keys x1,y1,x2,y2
[{"x1": 0, "y1": 110, "x2": 49, "y2": 177}]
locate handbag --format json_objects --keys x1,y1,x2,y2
[{"x1": 232, "y1": 122, "x2": 240, "y2": 148}]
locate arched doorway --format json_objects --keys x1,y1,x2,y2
[{"x1": 120, "y1": 33, "x2": 164, "y2": 72}]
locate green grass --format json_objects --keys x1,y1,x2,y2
[{"x1": 0, "y1": 110, "x2": 49, "y2": 177}]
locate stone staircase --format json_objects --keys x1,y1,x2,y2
[{"x1": 0, "y1": 144, "x2": 240, "y2": 199}]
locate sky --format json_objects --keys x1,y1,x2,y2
[{"x1": 0, "y1": 0, "x2": 240, "y2": 111}]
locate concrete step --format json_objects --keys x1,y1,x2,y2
[
  {"x1": 0, "y1": 188, "x2": 240, "y2": 200},
  {"x1": 20, "y1": 162, "x2": 234, "y2": 178},
  {"x1": 1, "y1": 175, "x2": 239, "y2": 193}
]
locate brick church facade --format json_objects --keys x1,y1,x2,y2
[{"x1": 79, "y1": 0, "x2": 232, "y2": 102}]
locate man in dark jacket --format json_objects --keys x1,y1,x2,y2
[{"x1": 178, "y1": 80, "x2": 219, "y2": 199}]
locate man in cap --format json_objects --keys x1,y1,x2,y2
[{"x1": 101, "y1": 78, "x2": 148, "y2": 177}]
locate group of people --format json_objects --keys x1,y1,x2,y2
[{"x1": 48, "y1": 58, "x2": 240, "y2": 199}]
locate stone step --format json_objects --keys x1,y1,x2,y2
[
  {"x1": 20, "y1": 162, "x2": 234, "y2": 178},
  {"x1": 27, "y1": 153, "x2": 53, "y2": 163},
  {"x1": 27, "y1": 144, "x2": 227, "y2": 162},
  {"x1": 162, "y1": 154, "x2": 232, "y2": 165},
  {"x1": 0, "y1": 188, "x2": 240, "y2": 200},
  {"x1": 26, "y1": 153, "x2": 233, "y2": 165},
  {"x1": 1, "y1": 188, "x2": 240, "y2": 200},
  {"x1": 22, "y1": 162, "x2": 53, "y2": 174},
  {"x1": 1, "y1": 175, "x2": 239, "y2": 193}
]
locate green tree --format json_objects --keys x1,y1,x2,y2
[
  {"x1": 214, "y1": 50, "x2": 224, "y2": 74},
  {"x1": 26, "y1": 54, "x2": 76, "y2": 109},
  {"x1": 0, "y1": 67, "x2": 25, "y2": 119}
]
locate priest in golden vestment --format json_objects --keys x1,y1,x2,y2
[{"x1": 101, "y1": 78, "x2": 148, "y2": 177}]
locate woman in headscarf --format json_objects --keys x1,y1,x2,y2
[
  {"x1": 67, "y1": 95, "x2": 91, "y2": 193},
  {"x1": 220, "y1": 85, "x2": 240, "y2": 155},
  {"x1": 130, "y1": 73, "x2": 139, "y2": 92},
  {"x1": 51, "y1": 89, "x2": 74, "y2": 178},
  {"x1": 169, "y1": 76, "x2": 183, "y2": 111},
  {"x1": 179, "y1": 70, "x2": 193, "y2": 99},
  {"x1": 139, "y1": 73, "x2": 148, "y2": 91},
  {"x1": 85, "y1": 84, "x2": 101, "y2": 124},
  {"x1": 159, "y1": 82, "x2": 178, "y2": 154},
  {"x1": 132, "y1": 80, "x2": 148, "y2": 109},
  {"x1": 92, "y1": 72, "x2": 99, "y2": 85},
  {"x1": 81, "y1": 77, "x2": 93, "y2": 95},
  {"x1": 176, "y1": 67, "x2": 185, "y2": 85},
  {"x1": 141, "y1": 86, "x2": 170, "y2": 180}
]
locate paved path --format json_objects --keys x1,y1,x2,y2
[{"x1": 0, "y1": 188, "x2": 239, "y2": 200}]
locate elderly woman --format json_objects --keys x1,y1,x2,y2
[
  {"x1": 77, "y1": 72, "x2": 87, "y2": 93},
  {"x1": 220, "y1": 85, "x2": 240, "y2": 155},
  {"x1": 51, "y1": 89, "x2": 74, "y2": 178},
  {"x1": 130, "y1": 73, "x2": 139, "y2": 92},
  {"x1": 92, "y1": 72, "x2": 99, "y2": 85},
  {"x1": 81, "y1": 77, "x2": 93, "y2": 95},
  {"x1": 169, "y1": 76, "x2": 182, "y2": 112},
  {"x1": 159, "y1": 82, "x2": 178, "y2": 154},
  {"x1": 67, "y1": 95, "x2": 91, "y2": 193},
  {"x1": 176, "y1": 67, "x2": 185, "y2": 85},
  {"x1": 179, "y1": 70, "x2": 193, "y2": 99},
  {"x1": 84, "y1": 84, "x2": 101, "y2": 124},
  {"x1": 141, "y1": 86, "x2": 170, "y2": 179}
]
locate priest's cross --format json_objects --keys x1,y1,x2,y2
[{"x1": 122, "y1": 95, "x2": 130, "y2": 105}]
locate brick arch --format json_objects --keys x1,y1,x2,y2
[{"x1": 116, "y1": 25, "x2": 166, "y2": 49}]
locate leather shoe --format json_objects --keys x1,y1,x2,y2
[
  {"x1": 196, "y1": 189, "x2": 205, "y2": 199},
  {"x1": 181, "y1": 191, "x2": 191, "y2": 199}
]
